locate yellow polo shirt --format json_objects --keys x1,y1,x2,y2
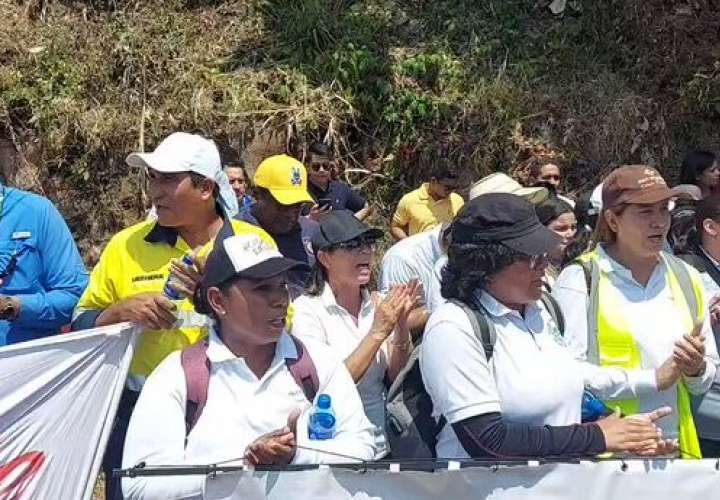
[
  {"x1": 392, "y1": 183, "x2": 464, "y2": 236},
  {"x1": 74, "y1": 218, "x2": 275, "y2": 387}
]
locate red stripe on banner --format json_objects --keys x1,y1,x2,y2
[{"x1": 0, "y1": 452, "x2": 46, "y2": 500}]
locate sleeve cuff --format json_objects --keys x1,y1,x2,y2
[
  {"x1": 629, "y1": 369, "x2": 657, "y2": 396},
  {"x1": 14, "y1": 294, "x2": 42, "y2": 326},
  {"x1": 71, "y1": 309, "x2": 103, "y2": 331},
  {"x1": 684, "y1": 359, "x2": 717, "y2": 395}
]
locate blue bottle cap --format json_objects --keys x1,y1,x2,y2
[{"x1": 317, "y1": 394, "x2": 331, "y2": 409}]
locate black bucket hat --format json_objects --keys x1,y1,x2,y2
[{"x1": 451, "y1": 193, "x2": 561, "y2": 255}]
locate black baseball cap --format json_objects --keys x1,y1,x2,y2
[
  {"x1": 451, "y1": 193, "x2": 561, "y2": 255},
  {"x1": 201, "y1": 233, "x2": 310, "y2": 289},
  {"x1": 311, "y1": 210, "x2": 384, "y2": 252}
]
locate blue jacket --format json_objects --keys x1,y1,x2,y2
[{"x1": 0, "y1": 186, "x2": 88, "y2": 345}]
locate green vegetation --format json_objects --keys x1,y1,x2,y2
[{"x1": 1, "y1": 0, "x2": 719, "y2": 254}]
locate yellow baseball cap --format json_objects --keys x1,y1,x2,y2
[{"x1": 254, "y1": 154, "x2": 313, "y2": 206}]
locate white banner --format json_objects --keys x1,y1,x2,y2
[
  {"x1": 205, "y1": 459, "x2": 720, "y2": 500},
  {"x1": 0, "y1": 323, "x2": 137, "y2": 500}
]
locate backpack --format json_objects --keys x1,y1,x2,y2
[
  {"x1": 385, "y1": 291, "x2": 565, "y2": 459},
  {"x1": 181, "y1": 334, "x2": 319, "y2": 435}
]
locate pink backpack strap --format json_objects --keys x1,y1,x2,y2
[
  {"x1": 285, "y1": 335, "x2": 319, "y2": 402},
  {"x1": 181, "y1": 340, "x2": 211, "y2": 436}
]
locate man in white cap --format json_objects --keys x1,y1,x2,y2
[{"x1": 71, "y1": 132, "x2": 275, "y2": 500}]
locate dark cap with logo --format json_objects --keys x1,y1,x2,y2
[
  {"x1": 602, "y1": 165, "x2": 686, "y2": 209},
  {"x1": 311, "y1": 210, "x2": 384, "y2": 252},
  {"x1": 451, "y1": 193, "x2": 561, "y2": 255}
]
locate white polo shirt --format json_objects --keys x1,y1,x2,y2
[
  {"x1": 122, "y1": 329, "x2": 375, "y2": 500},
  {"x1": 553, "y1": 245, "x2": 719, "y2": 440},
  {"x1": 425, "y1": 255, "x2": 447, "y2": 314},
  {"x1": 380, "y1": 226, "x2": 444, "y2": 304},
  {"x1": 291, "y1": 286, "x2": 389, "y2": 457},
  {"x1": 421, "y1": 292, "x2": 660, "y2": 459}
]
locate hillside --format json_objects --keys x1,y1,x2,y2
[{"x1": 1, "y1": 0, "x2": 719, "y2": 260}]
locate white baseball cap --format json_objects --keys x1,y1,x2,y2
[
  {"x1": 126, "y1": 132, "x2": 221, "y2": 177},
  {"x1": 127, "y1": 132, "x2": 238, "y2": 217}
]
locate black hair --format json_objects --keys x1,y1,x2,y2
[
  {"x1": 441, "y1": 241, "x2": 522, "y2": 305},
  {"x1": 680, "y1": 150, "x2": 717, "y2": 185},
  {"x1": 305, "y1": 260, "x2": 329, "y2": 296},
  {"x1": 188, "y1": 171, "x2": 222, "y2": 215},
  {"x1": 193, "y1": 275, "x2": 241, "y2": 320},
  {"x1": 563, "y1": 190, "x2": 598, "y2": 264},
  {"x1": 305, "y1": 234, "x2": 378, "y2": 297},
  {"x1": 692, "y1": 195, "x2": 720, "y2": 249},
  {"x1": 429, "y1": 164, "x2": 459, "y2": 182},
  {"x1": 535, "y1": 195, "x2": 573, "y2": 226},
  {"x1": 309, "y1": 142, "x2": 331, "y2": 158},
  {"x1": 224, "y1": 159, "x2": 245, "y2": 169}
]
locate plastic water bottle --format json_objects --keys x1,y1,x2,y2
[
  {"x1": 581, "y1": 389, "x2": 612, "y2": 422},
  {"x1": 163, "y1": 254, "x2": 195, "y2": 300},
  {"x1": 308, "y1": 394, "x2": 336, "y2": 440}
]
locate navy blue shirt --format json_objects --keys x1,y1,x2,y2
[
  {"x1": 235, "y1": 206, "x2": 316, "y2": 266},
  {"x1": 308, "y1": 180, "x2": 366, "y2": 212}
]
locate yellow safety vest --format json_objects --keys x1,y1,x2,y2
[{"x1": 576, "y1": 249, "x2": 705, "y2": 459}]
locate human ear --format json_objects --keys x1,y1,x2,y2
[{"x1": 207, "y1": 287, "x2": 228, "y2": 317}]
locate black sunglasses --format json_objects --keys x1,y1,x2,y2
[{"x1": 332, "y1": 235, "x2": 377, "y2": 252}]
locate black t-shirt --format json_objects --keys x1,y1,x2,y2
[{"x1": 308, "y1": 180, "x2": 366, "y2": 212}]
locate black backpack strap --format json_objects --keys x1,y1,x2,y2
[
  {"x1": 450, "y1": 299, "x2": 496, "y2": 361},
  {"x1": 540, "y1": 291, "x2": 565, "y2": 336}
]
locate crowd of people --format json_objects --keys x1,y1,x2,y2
[{"x1": 2, "y1": 132, "x2": 720, "y2": 499}]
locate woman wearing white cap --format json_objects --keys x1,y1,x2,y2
[
  {"x1": 291, "y1": 210, "x2": 419, "y2": 458},
  {"x1": 554, "y1": 165, "x2": 719, "y2": 458},
  {"x1": 121, "y1": 233, "x2": 375, "y2": 500}
]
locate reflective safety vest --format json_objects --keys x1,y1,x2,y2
[{"x1": 575, "y1": 249, "x2": 705, "y2": 459}]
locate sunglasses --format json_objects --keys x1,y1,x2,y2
[
  {"x1": 310, "y1": 162, "x2": 334, "y2": 172},
  {"x1": 501, "y1": 243, "x2": 549, "y2": 270},
  {"x1": 524, "y1": 253, "x2": 550, "y2": 270},
  {"x1": 333, "y1": 236, "x2": 377, "y2": 253}
]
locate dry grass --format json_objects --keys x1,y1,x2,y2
[{"x1": 1, "y1": 0, "x2": 719, "y2": 253}]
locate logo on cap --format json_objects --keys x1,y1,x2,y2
[
  {"x1": 290, "y1": 166, "x2": 302, "y2": 187},
  {"x1": 638, "y1": 168, "x2": 666, "y2": 190},
  {"x1": 241, "y1": 237, "x2": 274, "y2": 256}
]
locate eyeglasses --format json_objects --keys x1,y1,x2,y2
[
  {"x1": 525, "y1": 253, "x2": 550, "y2": 270},
  {"x1": 334, "y1": 237, "x2": 376, "y2": 253}
]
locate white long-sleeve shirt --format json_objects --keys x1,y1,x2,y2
[
  {"x1": 553, "y1": 246, "x2": 719, "y2": 441},
  {"x1": 122, "y1": 330, "x2": 375, "y2": 500}
]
